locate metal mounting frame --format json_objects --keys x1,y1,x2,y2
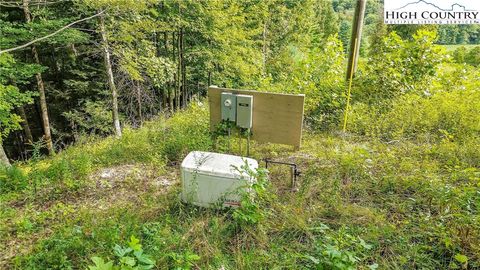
[{"x1": 264, "y1": 159, "x2": 301, "y2": 192}]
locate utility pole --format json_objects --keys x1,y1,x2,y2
[
  {"x1": 346, "y1": 0, "x2": 366, "y2": 80},
  {"x1": 343, "y1": 0, "x2": 366, "y2": 133}
]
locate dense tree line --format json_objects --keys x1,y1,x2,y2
[
  {"x1": 1, "y1": 0, "x2": 478, "y2": 166},
  {"x1": 437, "y1": 25, "x2": 480, "y2": 44},
  {"x1": 0, "y1": 0, "x2": 343, "y2": 164}
]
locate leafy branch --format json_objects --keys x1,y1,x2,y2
[{"x1": 0, "y1": 10, "x2": 106, "y2": 55}]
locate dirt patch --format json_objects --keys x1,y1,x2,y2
[
  {"x1": 0, "y1": 163, "x2": 179, "y2": 269},
  {"x1": 80, "y1": 163, "x2": 178, "y2": 209},
  {"x1": 91, "y1": 164, "x2": 146, "y2": 188}
]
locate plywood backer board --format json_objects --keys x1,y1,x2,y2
[{"x1": 208, "y1": 86, "x2": 305, "y2": 148}]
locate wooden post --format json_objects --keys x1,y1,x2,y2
[{"x1": 346, "y1": 0, "x2": 366, "y2": 80}]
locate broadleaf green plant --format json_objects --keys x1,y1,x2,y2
[
  {"x1": 232, "y1": 161, "x2": 272, "y2": 227},
  {"x1": 87, "y1": 235, "x2": 155, "y2": 270}
]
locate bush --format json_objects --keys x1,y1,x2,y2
[
  {"x1": 63, "y1": 100, "x2": 113, "y2": 136},
  {"x1": 355, "y1": 30, "x2": 446, "y2": 104},
  {"x1": 452, "y1": 46, "x2": 480, "y2": 67},
  {"x1": 465, "y1": 46, "x2": 480, "y2": 67},
  {"x1": 452, "y1": 46, "x2": 467, "y2": 64},
  {"x1": 349, "y1": 89, "x2": 480, "y2": 142},
  {"x1": 257, "y1": 35, "x2": 346, "y2": 130},
  {"x1": 161, "y1": 102, "x2": 213, "y2": 161},
  {"x1": 232, "y1": 164, "x2": 271, "y2": 227},
  {"x1": 0, "y1": 165, "x2": 28, "y2": 193}
]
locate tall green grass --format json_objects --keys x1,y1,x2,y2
[
  {"x1": 1, "y1": 99, "x2": 479, "y2": 269},
  {"x1": 0, "y1": 102, "x2": 212, "y2": 196}
]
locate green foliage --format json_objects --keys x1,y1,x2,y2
[
  {"x1": 350, "y1": 89, "x2": 480, "y2": 142},
  {"x1": 168, "y1": 251, "x2": 200, "y2": 270},
  {"x1": 89, "y1": 257, "x2": 114, "y2": 270},
  {"x1": 88, "y1": 236, "x2": 155, "y2": 270},
  {"x1": 0, "y1": 102, "x2": 211, "y2": 196},
  {"x1": 203, "y1": 0, "x2": 263, "y2": 87},
  {"x1": 313, "y1": 0, "x2": 339, "y2": 43},
  {"x1": 454, "y1": 253, "x2": 469, "y2": 269},
  {"x1": 437, "y1": 25, "x2": 480, "y2": 44},
  {"x1": 465, "y1": 46, "x2": 480, "y2": 67},
  {"x1": 303, "y1": 35, "x2": 346, "y2": 129},
  {"x1": 2, "y1": 105, "x2": 480, "y2": 269},
  {"x1": 451, "y1": 45, "x2": 480, "y2": 67},
  {"x1": 259, "y1": 34, "x2": 346, "y2": 130},
  {"x1": 0, "y1": 53, "x2": 44, "y2": 85},
  {"x1": 356, "y1": 30, "x2": 446, "y2": 104},
  {"x1": 0, "y1": 83, "x2": 29, "y2": 140},
  {"x1": 1, "y1": 1, "x2": 480, "y2": 270},
  {"x1": 0, "y1": 54, "x2": 35, "y2": 142},
  {"x1": 161, "y1": 102, "x2": 212, "y2": 161},
  {"x1": 81, "y1": 0, "x2": 153, "y2": 13},
  {"x1": 306, "y1": 225, "x2": 374, "y2": 270},
  {"x1": 63, "y1": 101, "x2": 113, "y2": 136},
  {"x1": 338, "y1": 20, "x2": 351, "y2": 52},
  {"x1": 452, "y1": 46, "x2": 467, "y2": 63},
  {"x1": 0, "y1": 165, "x2": 28, "y2": 193},
  {"x1": 232, "y1": 163, "x2": 271, "y2": 227}
]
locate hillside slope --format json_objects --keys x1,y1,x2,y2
[{"x1": 1, "y1": 103, "x2": 479, "y2": 269}]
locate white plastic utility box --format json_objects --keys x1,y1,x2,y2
[{"x1": 180, "y1": 151, "x2": 258, "y2": 208}]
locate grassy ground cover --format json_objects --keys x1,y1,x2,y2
[{"x1": 1, "y1": 102, "x2": 479, "y2": 269}]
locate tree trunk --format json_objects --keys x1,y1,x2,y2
[
  {"x1": 170, "y1": 31, "x2": 175, "y2": 112},
  {"x1": 176, "y1": 4, "x2": 182, "y2": 110},
  {"x1": 0, "y1": 143, "x2": 11, "y2": 167},
  {"x1": 181, "y1": 27, "x2": 186, "y2": 107},
  {"x1": 208, "y1": 71, "x2": 211, "y2": 87},
  {"x1": 196, "y1": 81, "x2": 200, "y2": 101},
  {"x1": 153, "y1": 30, "x2": 160, "y2": 57},
  {"x1": 136, "y1": 81, "x2": 143, "y2": 125},
  {"x1": 99, "y1": 13, "x2": 122, "y2": 137},
  {"x1": 70, "y1": 44, "x2": 78, "y2": 57},
  {"x1": 177, "y1": 28, "x2": 182, "y2": 109},
  {"x1": 17, "y1": 106, "x2": 33, "y2": 143},
  {"x1": 162, "y1": 32, "x2": 169, "y2": 111},
  {"x1": 183, "y1": 65, "x2": 187, "y2": 104},
  {"x1": 262, "y1": 21, "x2": 267, "y2": 75},
  {"x1": 23, "y1": 0, "x2": 55, "y2": 155}
]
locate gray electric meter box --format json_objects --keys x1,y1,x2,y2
[
  {"x1": 221, "y1": 92, "x2": 236, "y2": 122},
  {"x1": 181, "y1": 151, "x2": 258, "y2": 208},
  {"x1": 236, "y1": 95, "x2": 253, "y2": 129}
]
